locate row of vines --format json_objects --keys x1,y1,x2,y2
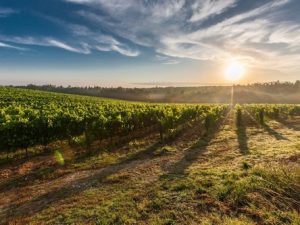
[
  {"x1": 0, "y1": 88, "x2": 228, "y2": 157},
  {"x1": 235, "y1": 104, "x2": 300, "y2": 125}
]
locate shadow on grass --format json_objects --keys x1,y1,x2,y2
[
  {"x1": 275, "y1": 117, "x2": 300, "y2": 131},
  {"x1": 0, "y1": 147, "x2": 54, "y2": 167},
  {"x1": 0, "y1": 131, "x2": 160, "y2": 193},
  {"x1": 0, "y1": 166, "x2": 58, "y2": 192},
  {"x1": 74, "y1": 126, "x2": 158, "y2": 163},
  {"x1": 1, "y1": 140, "x2": 160, "y2": 192},
  {"x1": 236, "y1": 119, "x2": 249, "y2": 155},
  {"x1": 166, "y1": 135, "x2": 214, "y2": 175},
  {"x1": 74, "y1": 120, "x2": 200, "y2": 167},
  {"x1": 166, "y1": 115, "x2": 227, "y2": 176},
  {"x1": 0, "y1": 141, "x2": 163, "y2": 222},
  {"x1": 1, "y1": 122, "x2": 205, "y2": 222},
  {"x1": 262, "y1": 123, "x2": 289, "y2": 140}
]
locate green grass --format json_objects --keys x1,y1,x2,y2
[{"x1": 1, "y1": 115, "x2": 300, "y2": 225}]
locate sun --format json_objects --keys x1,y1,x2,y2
[{"x1": 225, "y1": 61, "x2": 245, "y2": 82}]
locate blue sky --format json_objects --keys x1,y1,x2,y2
[{"x1": 0, "y1": 0, "x2": 299, "y2": 86}]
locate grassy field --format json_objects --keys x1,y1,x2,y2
[{"x1": 0, "y1": 109, "x2": 299, "y2": 225}]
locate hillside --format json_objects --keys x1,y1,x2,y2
[
  {"x1": 20, "y1": 81, "x2": 300, "y2": 104},
  {"x1": 0, "y1": 88, "x2": 299, "y2": 224},
  {"x1": 1, "y1": 108, "x2": 299, "y2": 224}
]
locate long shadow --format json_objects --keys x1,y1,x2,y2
[
  {"x1": 0, "y1": 140, "x2": 157, "y2": 191},
  {"x1": 0, "y1": 147, "x2": 54, "y2": 167},
  {"x1": 166, "y1": 135, "x2": 215, "y2": 175},
  {"x1": 236, "y1": 118, "x2": 249, "y2": 154},
  {"x1": 0, "y1": 131, "x2": 159, "y2": 192},
  {"x1": 0, "y1": 126, "x2": 158, "y2": 167},
  {"x1": 1, "y1": 121, "x2": 205, "y2": 222},
  {"x1": 275, "y1": 117, "x2": 300, "y2": 131},
  {"x1": 262, "y1": 123, "x2": 289, "y2": 140},
  {"x1": 0, "y1": 166, "x2": 60, "y2": 192},
  {"x1": 75, "y1": 120, "x2": 202, "y2": 165},
  {"x1": 74, "y1": 125, "x2": 158, "y2": 162},
  {"x1": 0, "y1": 141, "x2": 162, "y2": 222},
  {"x1": 0, "y1": 120, "x2": 207, "y2": 194},
  {"x1": 166, "y1": 115, "x2": 227, "y2": 176}
]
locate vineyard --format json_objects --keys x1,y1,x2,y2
[
  {"x1": 0, "y1": 87, "x2": 300, "y2": 224},
  {"x1": 0, "y1": 87, "x2": 227, "y2": 158}
]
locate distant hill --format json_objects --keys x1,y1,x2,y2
[{"x1": 15, "y1": 81, "x2": 300, "y2": 104}]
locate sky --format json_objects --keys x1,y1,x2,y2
[{"x1": 0, "y1": 0, "x2": 299, "y2": 87}]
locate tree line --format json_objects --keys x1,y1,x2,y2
[{"x1": 14, "y1": 81, "x2": 300, "y2": 104}]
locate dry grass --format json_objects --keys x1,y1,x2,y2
[{"x1": 0, "y1": 115, "x2": 300, "y2": 224}]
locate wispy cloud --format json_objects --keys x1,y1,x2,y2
[
  {"x1": 0, "y1": 9, "x2": 139, "y2": 57},
  {"x1": 156, "y1": 54, "x2": 180, "y2": 65},
  {"x1": 66, "y1": 0, "x2": 298, "y2": 71},
  {"x1": 0, "y1": 36, "x2": 90, "y2": 54},
  {"x1": 0, "y1": 41, "x2": 26, "y2": 50},
  {"x1": 46, "y1": 39, "x2": 91, "y2": 54},
  {"x1": 111, "y1": 45, "x2": 139, "y2": 57},
  {"x1": 190, "y1": 0, "x2": 237, "y2": 22},
  {"x1": 69, "y1": 24, "x2": 139, "y2": 56},
  {"x1": 1, "y1": 0, "x2": 299, "y2": 74},
  {"x1": 0, "y1": 32, "x2": 140, "y2": 56},
  {"x1": 0, "y1": 7, "x2": 17, "y2": 18}
]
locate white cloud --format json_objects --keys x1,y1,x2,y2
[
  {"x1": 70, "y1": 0, "x2": 185, "y2": 24},
  {"x1": 156, "y1": 54, "x2": 180, "y2": 65},
  {"x1": 0, "y1": 33, "x2": 140, "y2": 56},
  {"x1": 46, "y1": 39, "x2": 91, "y2": 54},
  {"x1": 190, "y1": 0, "x2": 237, "y2": 22},
  {"x1": 3, "y1": 0, "x2": 298, "y2": 72},
  {"x1": 85, "y1": 0, "x2": 294, "y2": 71},
  {"x1": 0, "y1": 36, "x2": 90, "y2": 54},
  {"x1": 0, "y1": 8, "x2": 16, "y2": 17},
  {"x1": 172, "y1": 0, "x2": 295, "y2": 70},
  {"x1": 111, "y1": 45, "x2": 139, "y2": 57},
  {"x1": 0, "y1": 41, "x2": 26, "y2": 50},
  {"x1": 69, "y1": 24, "x2": 139, "y2": 56}
]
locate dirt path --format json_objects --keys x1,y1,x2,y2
[
  {"x1": 0, "y1": 119, "x2": 210, "y2": 223},
  {"x1": 1, "y1": 113, "x2": 299, "y2": 224}
]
